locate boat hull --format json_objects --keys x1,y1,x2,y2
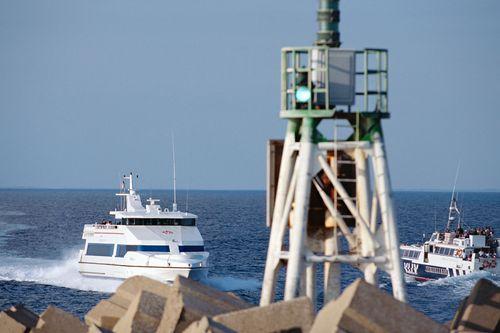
[
  {"x1": 78, "y1": 261, "x2": 208, "y2": 282},
  {"x1": 402, "y1": 259, "x2": 498, "y2": 282}
]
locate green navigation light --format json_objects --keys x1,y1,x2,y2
[{"x1": 295, "y1": 86, "x2": 311, "y2": 103}]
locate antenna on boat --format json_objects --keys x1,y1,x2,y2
[
  {"x1": 446, "y1": 162, "x2": 461, "y2": 231},
  {"x1": 171, "y1": 133, "x2": 178, "y2": 212},
  {"x1": 185, "y1": 182, "x2": 190, "y2": 215}
]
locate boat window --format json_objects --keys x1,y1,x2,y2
[
  {"x1": 115, "y1": 244, "x2": 170, "y2": 257},
  {"x1": 123, "y1": 218, "x2": 196, "y2": 226},
  {"x1": 138, "y1": 245, "x2": 170, "y2": 252},
  {"x1": 178, "y1": 245, "x2": 205, "y2": 252},
  {"x1": 86, "y1": 243, "x2": 114, "y2": 256}
]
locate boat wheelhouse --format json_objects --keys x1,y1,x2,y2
[{"x1": 78, "y1": 173, "x2": 209, "y2": 282}]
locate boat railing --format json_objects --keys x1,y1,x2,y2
[{"x1": 84, "y1": 223, "x2": 119, "y2": 231}]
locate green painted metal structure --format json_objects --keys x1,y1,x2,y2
[{"x1": 281, "y1": 47, "x2": 389, "y2": 142}]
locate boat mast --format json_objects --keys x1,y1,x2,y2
[
  {"x1": 446, "y1": 163, "x2": 461, "y2": 231},
  {"x1": 129, "y1": 172, "x2": 134, "y2": 191},
  {"x1": 172, "y1": 133, "x2": 178, "y2": 212}
]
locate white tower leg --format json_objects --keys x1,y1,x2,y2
[
  {"x1": 355, "y1": 148, "x2": 378, "y2": 285},
  {"x1": 323, "y1": 228, "x2": 341, "y2": 302},
  {"x1": 261, "y1": 121, "x2": 299, "y2": 305},
  {"x1": 284, "y1": 120, "x2": 315, "y2": 300},
  {"x1": 372, "y1": 133, "x2": 407, "y2": 302}
]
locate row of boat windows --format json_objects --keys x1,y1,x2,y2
[
  {"x1": 116, "y1": 218, "x2": 196, "y2": 226},
  {"x1": 402, "y1": 250, "x2": 420, "y2": 259},
  {"x1": 434, "y1": 246, "x2": 455, "y2": 256},
  {"x1": 86, "y1": 243, "x2": 205, "y2": 257}
]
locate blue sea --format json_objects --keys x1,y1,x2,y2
[{"x1": 0, "y1": 189, "x2": 498, "y2": 323}]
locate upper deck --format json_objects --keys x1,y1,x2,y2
[{"x1": 109, "y1": 173, "x2": 197, "y2": 225}]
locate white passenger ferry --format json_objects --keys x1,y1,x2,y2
[
  {"x1": 400, "y1": 193, "x2": 499, "y2": 282},
  {"x1": 78, "y1": 173, "x2": 209, "y2": 282}
]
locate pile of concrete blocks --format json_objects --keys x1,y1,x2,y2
[
  {"x1": 83, "y1": 275, "x2": 314, "y2": 333},
  {"x1": 1, "y1": 275, "x2": 498, "y2": 333}
]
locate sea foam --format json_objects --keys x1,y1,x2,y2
[
  {"x1": 0, "y1": 250, "x2": 121, "y2": 293},
  {"x1": 0, "y1": 249, "x2": 262, "y2": 294}
]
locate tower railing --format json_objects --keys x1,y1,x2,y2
[{"x1": 281, "y1": 47, "x2": 389, "y2": 117}]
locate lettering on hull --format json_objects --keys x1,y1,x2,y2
[{"x1": 403, "y1": 262, "x2": 419, "y2": 275}]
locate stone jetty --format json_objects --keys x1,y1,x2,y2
[{"x1": 1, "y1": 276, "x2": 498, "y2": 333}]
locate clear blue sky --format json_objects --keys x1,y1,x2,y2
[{"x1": 0, "y1": 0, "x2": 499, "y2": 191}]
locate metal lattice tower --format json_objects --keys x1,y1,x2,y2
[{"x1": 260, "y1": 0, "x2": 407, "y2": 307}]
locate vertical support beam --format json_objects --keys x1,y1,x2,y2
[
  {"x1": 271, "y1": 120, "x2": 299, "y2": 226},
  {"x1": 261, "y1": 174, "x2": 298, "y2": 305},
  {"x1": 261, "y1": 120, "x2": 299, "y2": 305},
  {"x1": 355, "y1": 148, "x2": 371, "y2": 256},
  {"x1": 306, "y1": 262, "x2": 316, "y2": 306},
  {"x1": 372, "y1": 133, "x2": 407, "y2": 302},
  {"x1": 284, "y1": 118, "x2": 315, "y2": 300},
  {"x1": 370, "y1": 188, "x2": 378, "y2": 233},
  {"x1": 323, "y1": 227, "x2": 341, "y2": 302},
  {"x1": 355, "y1": 148, "x2": 377, "y2": 284}
]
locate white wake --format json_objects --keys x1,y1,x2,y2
[
  {"x1": 0, "y1": 249, "x2": 261, "y2": 294},
  {"x1": 0, "y1": 250, "x2": 121, "y2": 293},
  {"x1": 0, "y1": 213, "x2": 261, "y2": 294},
  {"x1": 202, "y1": 276, "x2": 261, "y2": 292},
  {"x1": 416, "y1": 270, "x2": 499, "y2": 296}
]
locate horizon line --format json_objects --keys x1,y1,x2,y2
[{"x1": 1, "y1": 187, "x2": 500, "y2": 193}]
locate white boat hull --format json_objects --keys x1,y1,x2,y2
[
  {"x1": 78, "y1": 261, "x2": 208, "y2": 282},
  {"x1": 402, "y1": 258, "x2": 498, "y2": 282}
]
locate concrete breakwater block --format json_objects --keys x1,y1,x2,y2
[
  {"x1": 183, "y1": 317, "x2": 235, "y2": 333},
  {"x1": 210, "y1": 296, "x2": 313, "y2": 333},
  {"x1": 32, "y1": 305, "x2": 88, "y2": 333},
  {"x1": 0, "y1": 304, "x2": 39, "y2": 333},
  {"x1": 86, "y1": 276, "x2": 173, "y2": 331},
  {"x1": 86, "y1": 299, "x2": 128, "y2": 331},
  {"x1": 310, "y1": 278, "x2": 448, "y2": 333},
  {"x1": 156, "y1": 276, "x2": 251, "y2": 333},
  {"x1": 113, "y1": 276, "x2": 173, "y2": 309},
  {"x1": 449, "y1": 278, "x2": 500, "y2": 333},
  {"x1": 113, "y1": 290, "x2": 167, "y2": 333}
]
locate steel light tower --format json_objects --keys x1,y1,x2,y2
[{"x1": 261, "y1": 0, "x2": 407, "y2": 307}]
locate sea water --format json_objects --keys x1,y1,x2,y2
[{"x1": 0, "y1": 189, "x2": 498, "y2": 323}]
